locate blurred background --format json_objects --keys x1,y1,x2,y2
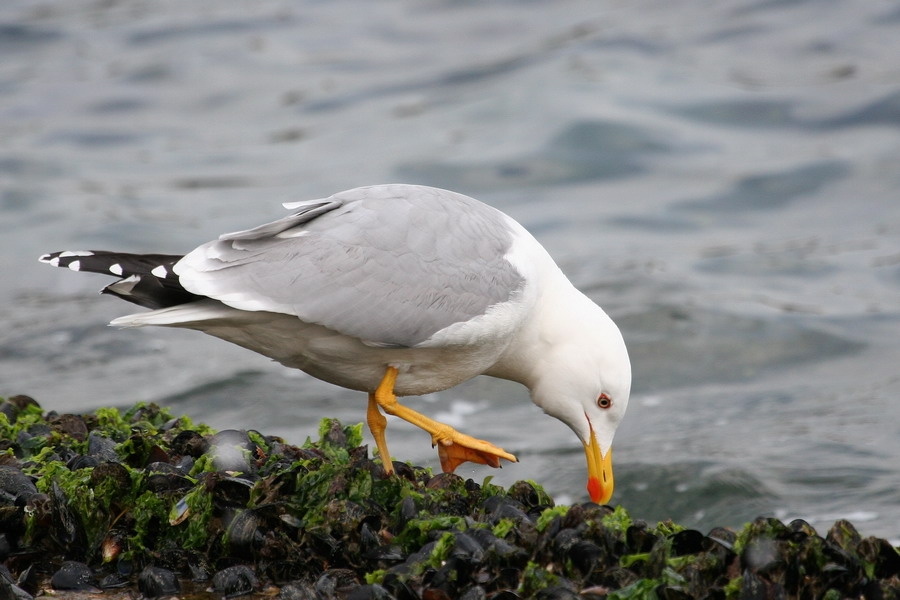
[{"x1": 2, "y1": 0, "x2": 899, "y2": 541}]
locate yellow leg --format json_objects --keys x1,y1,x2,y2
[
  {"x1": 367, "y1": 392, "x2": 394, "y2": 475},
  {"x1": 372, "y1": 366, "x2": 517, "y2": 473}
]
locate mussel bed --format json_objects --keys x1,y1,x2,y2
[{"x1": 0, "y1": 394, "x2": 898, "y2": 599}]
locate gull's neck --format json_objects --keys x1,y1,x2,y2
[{"x1": 486, "y1": 226, "x2": 609, "y2": 390}]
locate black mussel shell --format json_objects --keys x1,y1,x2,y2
[
  {"x1": 670, "y1": 529, "x2": 706, "y2": 556},
  {"x1": 212, "y1": 565, "x2": 259, "y2": 598},
  {"x1": 535, "y1": 585, "x2": 581, "y2": 600},
  {"x1": 171, "y1": 430, "x2": 210, "y2": 458},
  {"x1": 87, "y1": 431, "x2": 119, "y2": 462},
  {"x1": 138, "y1": 566, "x2": 181, "y2": 598},
  {"x1": 50, "y1": 561, "x2": 99, "y2": 592},
  {"x1": 279, "y1": 581, "x2": 317, "y2": 600},
  {"x1": 345, "y1": 583, "x2": 394, "y2": 600},
  {"x1": 315, "y1": 568, "x2": 359, "y2": 598},
  {"x1": 0, "y1": 466, "x2": 37, "y2": 507}
]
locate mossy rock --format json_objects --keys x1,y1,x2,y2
[{"x1": 1, "y1": 395, "x2": 898, "y2": 599}]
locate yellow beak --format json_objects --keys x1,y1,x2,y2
[{"x1": 584, "y1": 426, "x2": 614, "y2": 504}]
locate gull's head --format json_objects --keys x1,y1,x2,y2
[{"x1": 529, "y1": 297, "x2": 631, "y2": 505}]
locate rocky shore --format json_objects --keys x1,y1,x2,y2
[{"x1": 1, "y1": 395, "x2": 898, "y2": 599}]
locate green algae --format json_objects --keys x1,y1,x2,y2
[
  {"x1": 2, "y1": 395, "x2": 899, "y2": 599},
  {"x1": 518, "y1": 560, "x2": 561, "y2": 597},
  {"x1": 535, "y1": 504, "x2": 569, "y2": 532},
  {"x1": 602, "y1": 503, "x2": 634, "y2": 533}
]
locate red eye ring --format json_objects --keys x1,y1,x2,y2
[{"x1": 597, "y1": 393, "x2": 612, "y2": 409}]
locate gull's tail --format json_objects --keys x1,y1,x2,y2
[{"x1": 38, "y1": 250, "x2": 200, "y2": 309}]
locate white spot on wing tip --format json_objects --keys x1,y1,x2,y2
[
  {"x1": 68, "y1": 260, "x2": 81, "y2": 272},
  {"x1": 151, "y1": 265, "x2": 168, "y2": 278},
  {"x1": 109, "y1": 263, "x2": 124, "y2": 276},
  {"x1": 38, "y1": 254, "x2": 51, "y2": 263},
  {"x1": 60, "y1": 250, "x2": 94, "y2": 258}
]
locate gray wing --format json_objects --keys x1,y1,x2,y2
[{"x1": 175, "y1": 184, "x2": 525, "y2": 347}]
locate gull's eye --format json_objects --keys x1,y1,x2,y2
[{"x1": 597, "y1": 393, "x2": 612, "y2": 409}]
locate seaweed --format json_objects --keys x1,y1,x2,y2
[{"x1": 0, "y1": 394, "x2": 898, "y2": 599}]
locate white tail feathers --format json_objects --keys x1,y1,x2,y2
[{"x1": 109, "y1": 299, "x2": 239, "y2": 328}]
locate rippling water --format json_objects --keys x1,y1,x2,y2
[{"x1": 2, "y1": 1, "x2": 899, "y2": 541}]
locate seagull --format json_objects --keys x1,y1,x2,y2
[{"x1": 39, "y1": 184, "x2": 631, "y2": 503}]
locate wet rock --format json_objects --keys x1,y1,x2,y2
[
  {"x1": 138, "y1": 566, "x2": 181, "y2": 598},
  {"x1": 3, "y1": 397, "x2": 899, "y2": 600},
  {"x1": 50, "y1": 561, "x2": 99, "y2": 592}
]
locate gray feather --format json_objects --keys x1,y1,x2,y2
[{"x1": 175, "y1": 185, "x2": 525, "y2": 347}]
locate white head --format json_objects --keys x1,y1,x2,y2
[{"x1": 528, "y1": 296, "x2": 631, "y2": 504}]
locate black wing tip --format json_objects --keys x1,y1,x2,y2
[{"x1": 41, "y1": 250, "x2": 199, "y2": 309}]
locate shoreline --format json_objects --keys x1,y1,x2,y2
[{"x1": 1, "y1": 395, "x2": 898, "y2": 599}]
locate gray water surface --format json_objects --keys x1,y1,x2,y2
[{"x1": 2, "y1": 0, "x2": 899, "y2": 541}]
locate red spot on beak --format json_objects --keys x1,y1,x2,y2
[{"x1": 587, "y1": 476, "x2": 604, "y2": 503}]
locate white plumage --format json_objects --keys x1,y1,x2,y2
[{"x1": 40, "y1": 184, "x2": 631, "y2": 503}]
